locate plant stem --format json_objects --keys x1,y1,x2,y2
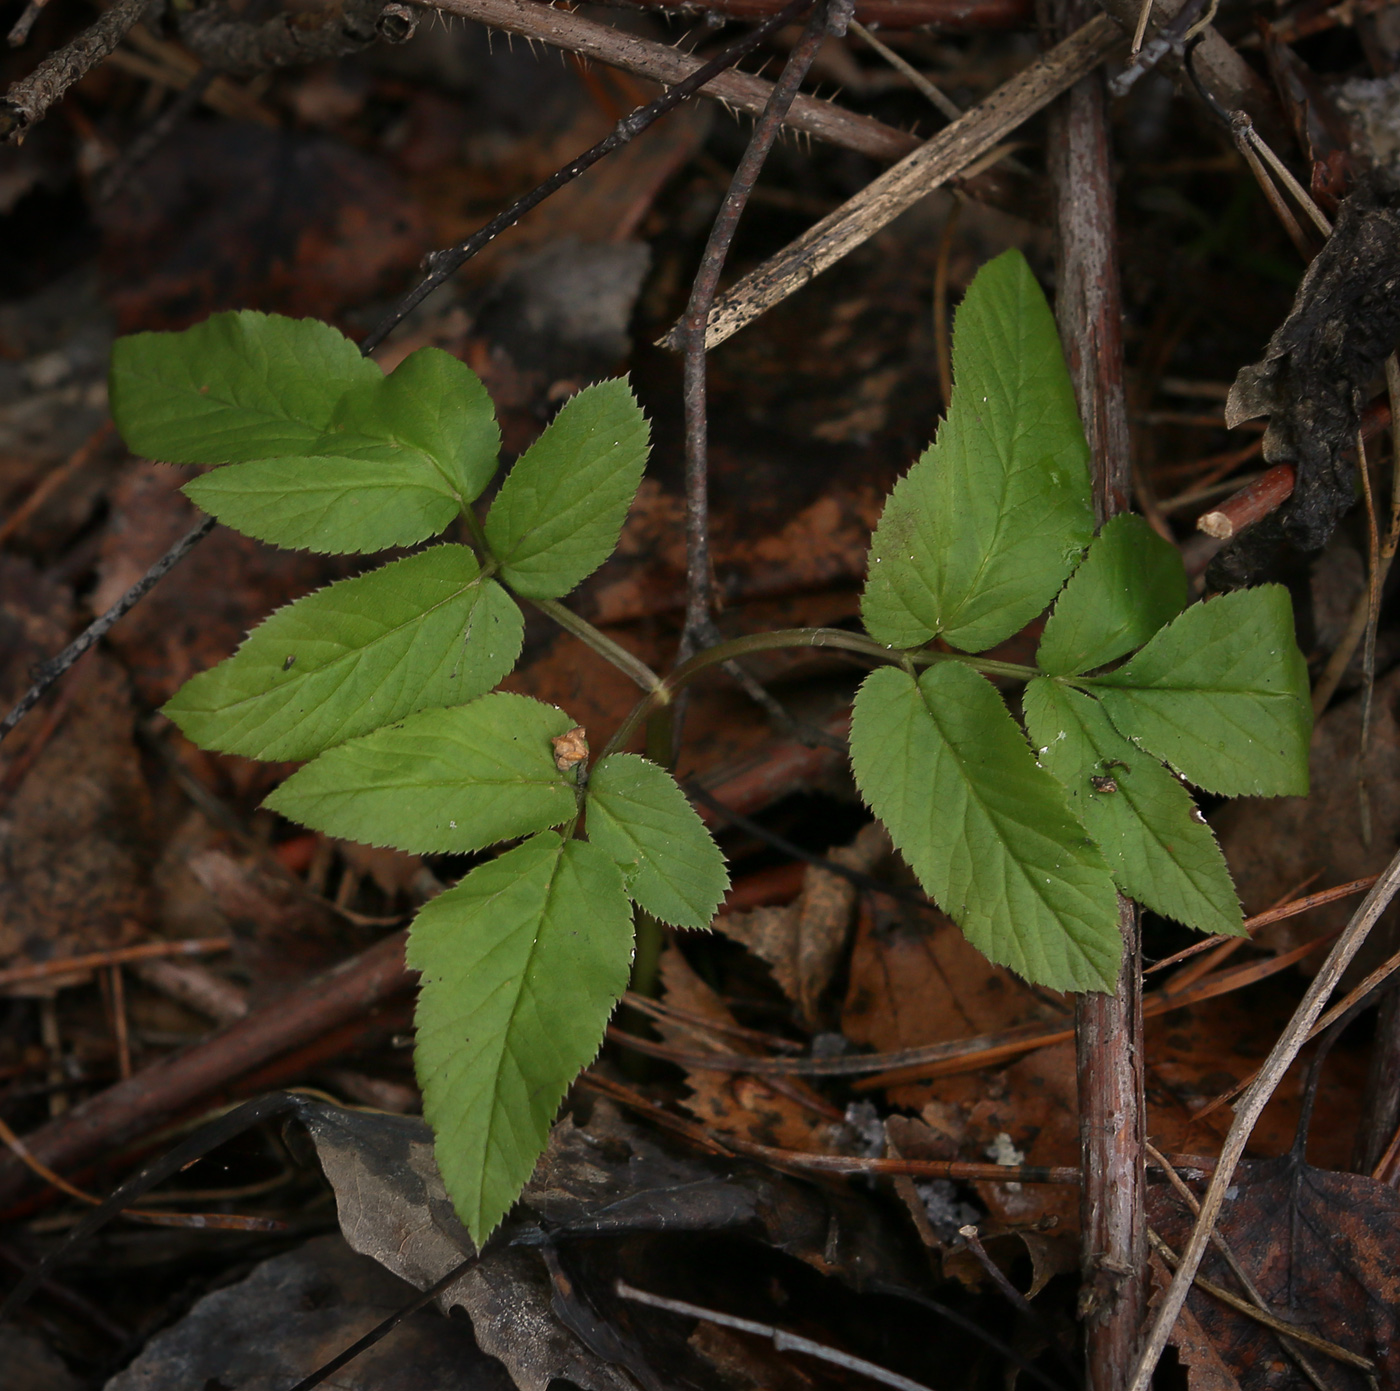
[
  {"x1": 677, "y1": 0, "x2": 836, "y2": 658},
  {"x1": 630, "y1": 911, "x2": 665, "y2": 997},
  {"x1": 527, "y1": 596, "x2": 665, "y2": 695},
  {"x1": 600, "y1": 626, "x2": 1040, "y2": 758},
  {"x1": 1042, "y1": 0, "x2": 1146, "y2": 1376}
]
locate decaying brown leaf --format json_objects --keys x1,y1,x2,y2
[
  {"x1": 1149, "y1": 1156, "x2": 1400, "y2": 1389},
  {"x1": 1146, "y1": 1250, "x2": 1243, "y2": 1391},
  {"x1": 656, "y1": 942, "x2": 833, "y2": 1151}
]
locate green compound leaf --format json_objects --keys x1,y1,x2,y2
[
  {"x1": 1024, "y1": 678, "x2": 1242, "y2": 935},
  {"x1": 485, "y1": 379, "x2": 649, "y2": 599},
  {"x1": 586, "y1": 754, "x2": 729, "y2": 928},
  {"x1": 850, "y1": 662, "x2": 1121, "y2": 991},
  {"x1": 408, "y1": 831, "x2": 633, "y2": 1242},
  {"x1": 1036, "y1": 514, "x2": 1189, "y2": 676},
  {"x1": 861, "y1": 250, "x2": 1094, "y2": 655},
  {"x1": 183, "y1": 455, "x2": 462, "y2": 554},
  {"x1": 163, "y1": 545, "x2": 523, "y2": 762},
  {"x1": 182, "y1": 347, "x2": 502, "y2": 555},
  {"x1": 110, "y1": 311, "x2": 380, "y2": 464},
  {"x1": 329, "y1": 346, "x2": 501, "y2": 507},
  {"x1": 264, "y1": 692, "x2": 576, "y2": 853},
  {"x1": 1093, "y1": 586, "x2": 1312, "y2": 798}
]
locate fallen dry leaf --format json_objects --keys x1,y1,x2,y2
[
  {"x1": 656, "y1": 941, "x2": 833, "y2": 1152},
  {"x1": 1149, "y1": 1155, "x2": 1400, "y2": 1389},
  {"x1": 715, "y1": 820, "x2": 890, "y2": 1023}
]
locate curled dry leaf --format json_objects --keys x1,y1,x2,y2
[
  {"x1": 714, "y1": 820, "x2": 891, "y2": 1022},
  {"x1": 1216, "y1": 167, "x2": 1400, "y2": 583},
  {"x1": 552, "y1": 725, "x2": 589, "y2": 772}
]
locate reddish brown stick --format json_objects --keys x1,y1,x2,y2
[
  {"x1": 1042, "y1": 0, "x2": 1146, "y2": 1377},
  {"x1": 0, "y1": 931, "x2": 409, "y2": 1208},
  {"x1": 1196, "y1": 463, "x2": 1297, "y2": 539}
]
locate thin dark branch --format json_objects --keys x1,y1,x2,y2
[
  {"x1": 717, "y1": 656, "x2": 850, "y2": 751},
  {"x1": 0, "y1": 516, "x2": 216, "y2": 744},
  {"x1": 678, "y1": 0, "x2": 843, "y2": 656},
  {"x1": 359, "y1": 0, "x2": 816, "y2": 356}
]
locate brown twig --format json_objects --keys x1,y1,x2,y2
[
  {"x1": 617, "y1": 1280, "x2": 939, "y2": 1391},
  {"x1": 660, "y1": 12, "x2": 1124, "y2": 353},
  {"x1": 1195, "y1": 463, "x2": 1297, "y2": 539},
  {"x1": 1041, "y1": 0, "x2": 1143, "y2": 1367},
  {"x1": 174, "y1": 0, "x2": 421, "y2": 77},
  {"x1": 109, "y1": 967, "x2": 132, "y2": 1081},
  {"x1": 1098, "y1": 0, "x2": 1283, "y2": 145},
  {"x1": 0, "y1": 422, "x2": 112, "y2": 547},
  {"x1": 131, "y1": 957, "x2": 250, "y2": 1025},
  {"x1": 0, "y1": 931, "x2": 411, "y2": 1208},
  {"x1": 958, "y1": 1225, "x2": 1042, "y2": 1316},
  {"x1": 7, "y1": 0, "x2": 51, "y2": 48},
  {"x1": 0, "y1": 0, "x2": 152, "y2": 142},
  {"x1": 850, "y1": 18, "x2": 961, "y2": 120},
  {"x1": 0, "y1": 516, "x2": 216, "y2": 745},
  {"x1": 616, "y1": 0, "x2": 1028, "y2": 25},
  {"x1": 0, "y1": 937, "x2": 232, "y2": 990}
]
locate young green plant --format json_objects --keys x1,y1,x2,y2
[{"x1": 108, "y1": 249, "x2": 1311, "y2": 1245}]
